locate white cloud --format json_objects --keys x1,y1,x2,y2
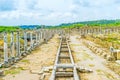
[
  {"x1": 73, "y1": 0, "x2": 117, "y2": 7},
  {"x1": 0, "y1": 0, "x2": 120, "y2": 25}
]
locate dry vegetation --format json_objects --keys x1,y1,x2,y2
[
  {"x1": 85, "y1": 33, "x2": 120, "y2": 49},
  {"x1": 106, "y1": 62, "x2": 120, "y2": 76}
]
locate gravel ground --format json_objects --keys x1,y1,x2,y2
[{"x1": 70, "y1": 35, "x2": 120, "y2": 80}]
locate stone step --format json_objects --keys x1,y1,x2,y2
[
  {"x1": 56, "y1": 72, "x2": 73, "y2": 77},
  {"x1": 59, "y1": 55, "x2": 70, "y2": 59}
]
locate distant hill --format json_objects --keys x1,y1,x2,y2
[
  {"x1": 53, "y1": 19, "x2": 120, "y2": 28},
  {"x1": 1, "y1": 19, "x2": 120, "y2": 31},
  {"x1": 59, "y1": 20, "x2": 120, "y2": 26},
  {"x1": 20, "y1": 25, "x2": 39, "y2": 29},
  {"x1": 19, "y1": 19, "x2": 120, "y2": 29}
]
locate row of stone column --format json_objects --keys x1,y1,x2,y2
[
  {"x1": 78, "y1": 27, "x2": 120, "y2": 35},
  {"x1": 0, "y1": 29, "x2": 56, "y2": 67}
]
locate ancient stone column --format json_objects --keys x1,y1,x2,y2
[
  {"x1": 10, "y1": 32, "x2": 15, "y2": 59},
  {"x1": 30, "y1": 32, "x2": 33, "y2": 49},
  {"x1": 16, "y1": 32, "x2": 20, "y2": 57},
  {"x1": 4, "y1": 32, "x2": 8, "y2": 63},
  {"x1": 24, "y1": 31, "x2": 27, "y2": 52}
]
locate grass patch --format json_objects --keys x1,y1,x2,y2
[
  {"x1": 96, "y1": 69, "x2": 104, "y2": 75},
  {"x1": 89, "y1": 64, "x2": 95, "y2": 67},
  {"x1": 106, "y1": 62, "x2": 120, "y2": 76},
  {"x1": 96, "y1": 69, "x2": 102, "y2": 73},
  {"x1": 82, "y1": 52, "x2": 94, "y2": 60},
  {"x1": 4, "y1": 67, "x2": 23, "y2": 75},
  {"x1": 86, "y1": 33, "x2": 120, "y2": 49},
  {"x1": 103, "y1": 71, "x2": 115, "y2": 79},
  {"x1": 21, "y1": 59, "x2": 30, "y2": 63}
]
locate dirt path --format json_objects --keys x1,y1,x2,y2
[
  {"x1": 1, "y1": 34, "x2": 59, "y2": 80},
  {"x1": 70, "y1": 35, "x2": 120, "y2": 80}
]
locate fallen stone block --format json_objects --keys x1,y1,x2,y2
[
  {"x1": 39, "y1": 73, "x2": 45, "y2": 80},
  {"x1": 107, "y1": 55, "x2": 115, "y2": 61},
  {"x1": 76, "y1": 66, "x2": 93, "y2": 73},
  {"x1": 0, "y1": 70, "x2": 4, "y2": 76}
]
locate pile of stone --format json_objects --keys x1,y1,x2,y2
[{"x1": 83, "y1": 40, "x2": 114, "y2": 61}]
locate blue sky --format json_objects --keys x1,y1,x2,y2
[{"x1": 0, "y1": 0, "x2": 120, "y2": 26}]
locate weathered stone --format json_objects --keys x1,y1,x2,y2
[
  {"x1": 30, "y1": 70, "x2": 40, "y2": 74},
  {"x1": 3, "y1": 62, "x2": 10, "y2": 68},
  {"x1": 116, "y1": 51, "x2": 120, "y2": 60},
  {"x1": 0, "y1": 70, "x2": 4, "y2": 76},
  {"x1": 107, "y1": 55, "x2": 115, "y2": 61},
  {"x1": 101, "y1": 53, "x2": 107, "y2": 59},
  {"x1": 76, "y1": 66, "x2": 93, "y2": 73},
  {"x1": 39, "y1": 74, "x2": 45, "y2": 80},
  {"x1": 43, "y1": 68, "x2": 49, "y2": 73}
]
